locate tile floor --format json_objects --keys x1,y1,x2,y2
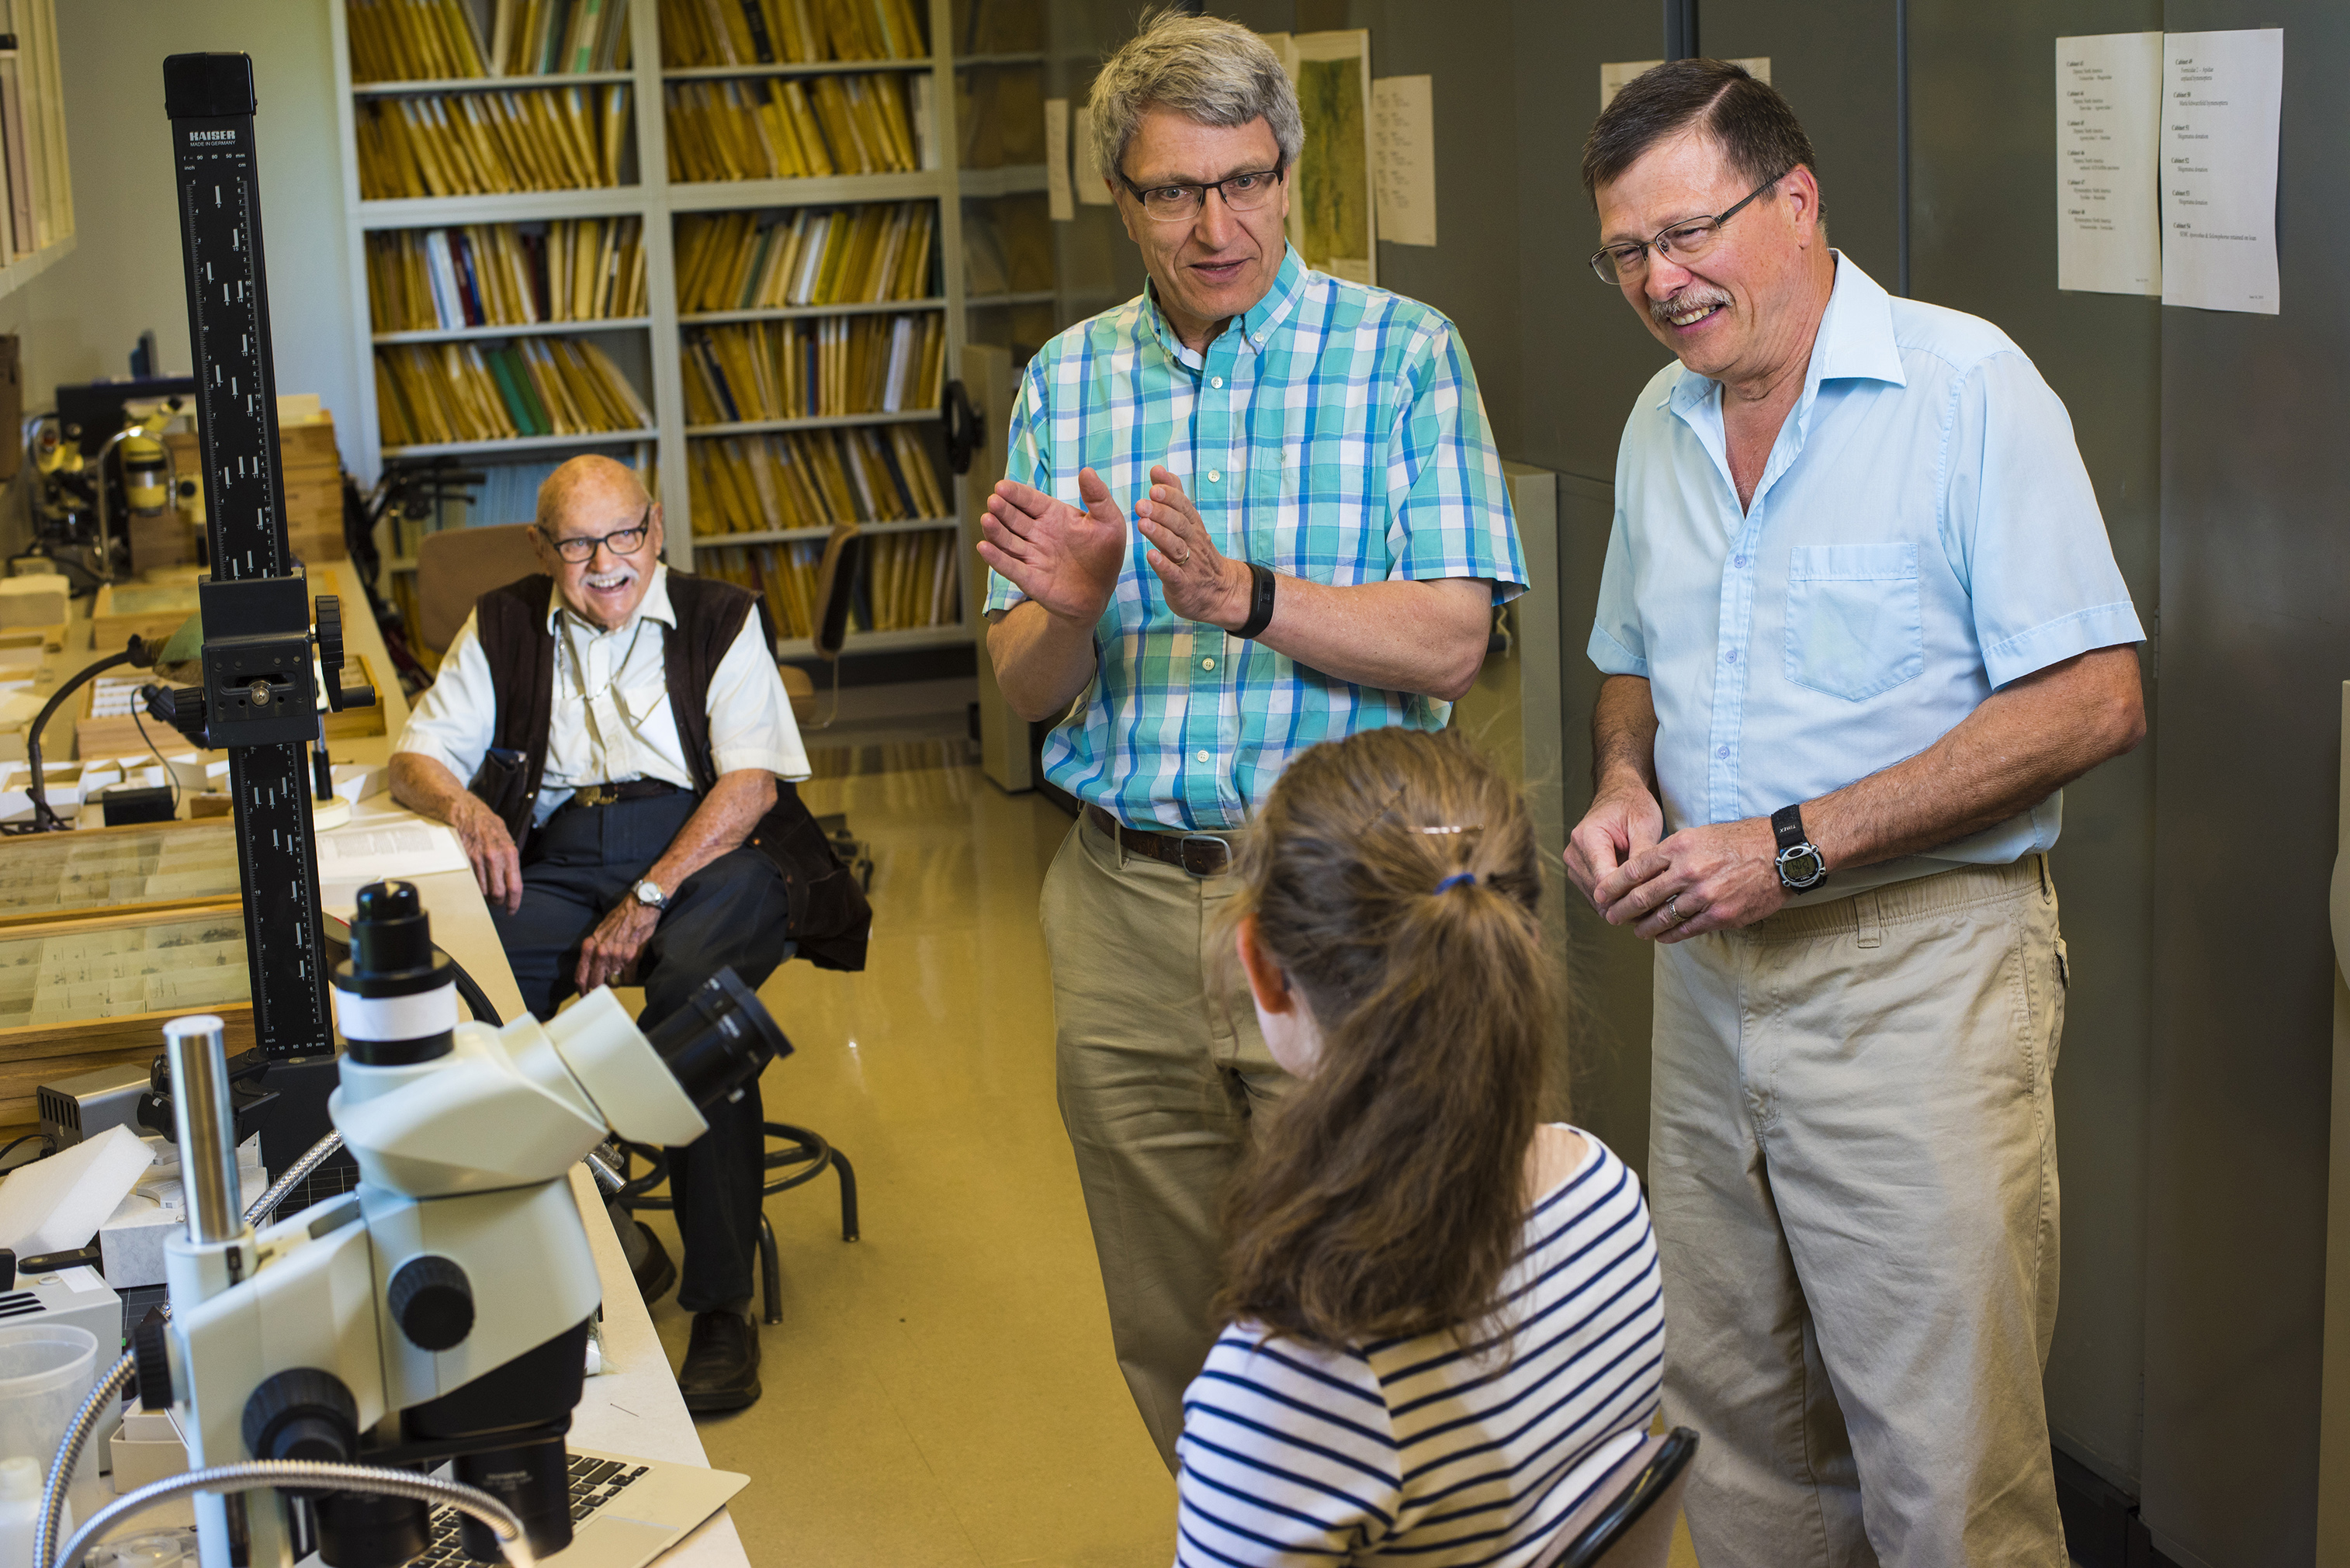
[{"x1": 627, "y1": 759, "x2": 1699, "y2": 1567}]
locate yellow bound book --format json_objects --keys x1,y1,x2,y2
[
  {"x1": 373, "y1": 357, "x2": 415, "y2": 446},
  {"x1": 693, "y1": 0, "x2": 743, "y2": 65},
  {"x1": 775, "y1": 0, "x2": 817, "y2": 64},
  {"x1": 581, "y1": 341, "x2": 653, "y2": 427},
  {"x1": 775, "y1": 434, "x2": 829, "y2": 526},
  {"x1": 688, "y1": 450, "x2": 729, "y2": 538},
  {"x1": 680, "y1": 341, "x2": 724, "y2": 425},
  {"x1": 779, "y1": 81, "x2": 835, "y2": 177}
]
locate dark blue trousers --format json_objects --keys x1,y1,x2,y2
[{"x1": 490, "y1": 792, "x2": 792, "y2": 1313}]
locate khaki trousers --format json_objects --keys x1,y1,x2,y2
[
  {"x1": 1038, "y1": 812, "x2": 1287, "y2": 1472},
  {"x1": 1651, "y1": 859, "x2": 2067, "y2": 1568}
]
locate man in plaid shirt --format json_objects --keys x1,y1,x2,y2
[{"x1": 978, "y1": 12, "x2": 1525, "y2": 1470}]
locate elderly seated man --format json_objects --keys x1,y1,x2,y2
[{"x1": 390, "y1": 453, "x2": 809, "y2": 1414}]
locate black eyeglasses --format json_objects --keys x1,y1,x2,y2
[
  {"x1": 1589, "y1": 170, "x2": 1790, "y2": 283},
  {"x1": 1116, "y1": 164, "x2": 1285, "y2": 223},
  {"x1": 539, "y1": 504, "x2": 653, "y2": 562}
]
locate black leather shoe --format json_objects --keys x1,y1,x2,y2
[
  {"x1": 678, "y1": 1311, "x2": 761, "y2": 1414},
  {"x1": 630, "y1": 1223, "x2": 677, "y2": 1304}
]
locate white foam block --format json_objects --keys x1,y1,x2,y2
[{"x1": 0, "y1": 1124, "x2": 154, "y2": 1255}]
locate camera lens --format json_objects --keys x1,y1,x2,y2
[
  {"x1": 644, "y1": 967, "x2": 792, "y2": 1109},
  {"x1": 455, "y1": 1438, "x2": 572, "y2": 1559},
  {"x1": 313, "y1": 1485, "x2": 431, "y2": 1568}
]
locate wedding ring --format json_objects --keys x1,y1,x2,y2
[
  {"x1": 1174, "y1": 549, "x2": 1192, "y2": 566},
  {"x1": 1664, "y1": 895, "x2": 1683, "y2": 925}
]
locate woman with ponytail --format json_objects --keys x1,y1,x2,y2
[{"x1": 1174, "y1": 729, "x2": 1664, "y2": 1566}]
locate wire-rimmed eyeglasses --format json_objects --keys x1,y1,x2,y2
[
  {"x1": 1588, "y1": 169, "x2": 1790, "y2": 284},
  {"x1": 1116, "y1": 164, "x2": 1285, "y2": 223},
  {"x1": 539, "y1": 504, "x2": 653, "y2": 562}
]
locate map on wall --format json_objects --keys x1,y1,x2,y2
[{"x1": 1261, "y1": 30, "x2": 1378, "y2": 285}]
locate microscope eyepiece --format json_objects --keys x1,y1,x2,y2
[
  {"x1": 644, "y1": 968, "x2": 791, "y2": 1109},
  {"x1": 331, "y1": 880, "x2": 456, "y2": 1066}
]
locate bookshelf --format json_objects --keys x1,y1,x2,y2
[
  {"x1": 0, "y1": 0, "x2": 73, "y2": 306},
  {"x1": 328, "y1": 0, "x2": 975, "y2": 661}
]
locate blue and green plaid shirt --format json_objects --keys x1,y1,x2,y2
[{"x1": 984, "y1": 247, "x2": 1526, "y2": 830}]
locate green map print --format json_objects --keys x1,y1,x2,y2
[{"x1": 1295, "y1": 57, "x2": 1367, "y2": 269}]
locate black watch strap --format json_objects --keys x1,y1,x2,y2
[
  {"x1": 1236, "y1": 560, "x2": 1277, "y2": 639},
  {"x1": 1772, "y1": 803, "x2": 1808, "y2": 851}
]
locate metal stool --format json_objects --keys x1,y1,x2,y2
[{"x1": 615, "y1": 1122, "x2": 859, "y2": 1326}]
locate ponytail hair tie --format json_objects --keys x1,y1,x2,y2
[{"x1": 1436, "y1": 871, "x2": 1477, "y2": 893}]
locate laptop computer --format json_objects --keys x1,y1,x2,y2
[{"x1": 400, "y1": 1448, "x2": 747, "y2": 1568}]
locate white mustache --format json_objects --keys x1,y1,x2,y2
[
  {"x1": 584, "y1": 566, "x2": 637, "y2": 590},
  {"x1": 1652, "y1": 288, "x2": 1731, "y2": 326}
]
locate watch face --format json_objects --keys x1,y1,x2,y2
[
  {"x1": 636, "y1": 881, "x2": 664, "y2": 906},
  {"x1": 1777, "y1": 847, "x2": 1825, "y2": 888}
]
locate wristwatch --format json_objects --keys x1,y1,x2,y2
[
  {"x1": 1236, "y1": 561, "x2": 1277, "y2": 639},
  {"x1": 1770, "y1": 805, "x2": 1829, "y2": 893},
  {"x1": 631, "y1": 878, "x2": 667, "y2": 911}
]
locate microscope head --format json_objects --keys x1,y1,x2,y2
[{"x1": 328, "y1": 881, "x2": 792, "y2": 1194}]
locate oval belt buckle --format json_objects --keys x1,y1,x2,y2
[{"x1": 1177, "y1": 834, "x2": 1229, "y2": 877}]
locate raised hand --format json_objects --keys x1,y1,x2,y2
[
  {"x1": 978, "y1": 468, "x2": 1132, "y2": 625},
  {"x1": 1135, "y1": 466, "x2": 1251, "y2": 629}
]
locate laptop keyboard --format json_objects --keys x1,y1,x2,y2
[{"x1": 404, "y1": 1456, "x2": 652, "y2": 1563}]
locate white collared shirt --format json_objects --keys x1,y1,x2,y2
[{"x1": 396, "y1": 564, "x2": 810, "y2": 822}]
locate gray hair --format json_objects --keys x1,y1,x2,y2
[{"x1": 1087, "y1": 9, "x2": 1302, "y2": 185}]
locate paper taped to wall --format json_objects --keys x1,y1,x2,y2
[
  {"x1": 1371, "y1": 75, "x2": 1436, "y2": 248},
  {"x1": 2160, "y1": 28, "x2": 2282, "y2": 315},
  {"x1": 2056, "y1": 32, "x2": 2163, "y2": 296}
]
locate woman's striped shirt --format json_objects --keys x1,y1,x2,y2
[{"x1": 1173, "y1": 1131, "x2": 1664, "y2": 1566}]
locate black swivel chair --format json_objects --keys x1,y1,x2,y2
[{"x1": 1541, "y1": 1427, "x2": 1700, "y2": 1568}]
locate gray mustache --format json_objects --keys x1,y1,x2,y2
[{"x1": 1652, "y1": 289, "x2": 1731, "y2": 325}]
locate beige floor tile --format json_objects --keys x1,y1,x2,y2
[{"x1": 634, "y1": 767, "x2": 1176, "y2": 1568}]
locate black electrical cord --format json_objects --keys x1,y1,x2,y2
[
  {"x1": 0, "y1": 1132, "x2": 54, "y2": 1168},
  {"x1": 445, "y1": 950, "x2": 501, "y2": 1027},
  {"x1": 319, "y1": 912, "x2": 501, "y2": 1028},
  {"x1": 17, "y1": 636, "x2": 154, "y2": 832},
  {"x1": 130, "y1": 702, "x2": 182, "y2": 812}
]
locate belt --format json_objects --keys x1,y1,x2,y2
[
  {"x1": 563, "y1": 779, "x2": 685, "y2": 811},
  {"x1": 1083, "y1": 802, "x2": 1243, "y2": 877}
]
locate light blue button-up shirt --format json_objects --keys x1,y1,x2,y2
[{"x1": 1589, "y1": 255, "x2": 2144, "y2": 895}]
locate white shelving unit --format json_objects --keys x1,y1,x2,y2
[{"x1": 328, "y1": 0, "x2": 975, "y2": 661}]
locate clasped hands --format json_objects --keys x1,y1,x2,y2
[
  {"x1": 977, "y1": 464, "x2": 1252, "y2": 631},
  {"x1": 1563, "y1": 786, "x2": 1790, "y2": 944}
]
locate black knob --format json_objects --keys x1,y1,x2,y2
[
  {"x1": 241, "y1": 1367, "x2": 358, "y2": 1468},
  {"x1": 131, "y1": 1312, "x2": 173, "y2": 1411},
  {"x1": 388, "y1": 1255, "x2": 473, "y2": 1352}
]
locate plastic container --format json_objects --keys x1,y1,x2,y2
[
  {"x1": 0, "y1": 1454, "x2": 64, "y2": 1568},
  {"x1": 0, "y1": 1324, "x2": 99, "y2": 1532},
  {"x1": 100, "y1": 1535, "x2": 185, "y2": 1568}
]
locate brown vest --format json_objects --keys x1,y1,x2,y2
[{"x1": 472, "y1": 573, "x2": 869, "y2": 972}]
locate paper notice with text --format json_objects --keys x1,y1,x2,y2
[
  {"x1": 2161, "y1": 29, "x2": 2282, "y2": 315},
  {"x1": 2056, "y1": 33, "x2": 2161, "y2": 296},
  {"x1": 1370, "y1": 75, "x2": 1436, "y2": 247}
]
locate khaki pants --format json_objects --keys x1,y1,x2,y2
[
  {"x1": 1039, "y1": 812, "x2": 1287, "y2": 1472},
  {"x1": 1651, "y1": 859, "x2": 2067, "y2": 1568}
]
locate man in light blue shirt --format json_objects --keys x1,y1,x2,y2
[{"x1": 1564, "y1": 62, "x2": 2144, "y2": 1566}]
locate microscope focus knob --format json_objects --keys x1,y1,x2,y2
[
  {"x1": 389, "y1": 1255, "x2": 474, "y2": 1352},
  {"x1": 242, "y1": 1368, "x2": 359, "y2": 1468}
]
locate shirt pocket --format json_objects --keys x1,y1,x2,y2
[{"x1": 1783, "y1": 543, "x2": 1924, "y2": 701}]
